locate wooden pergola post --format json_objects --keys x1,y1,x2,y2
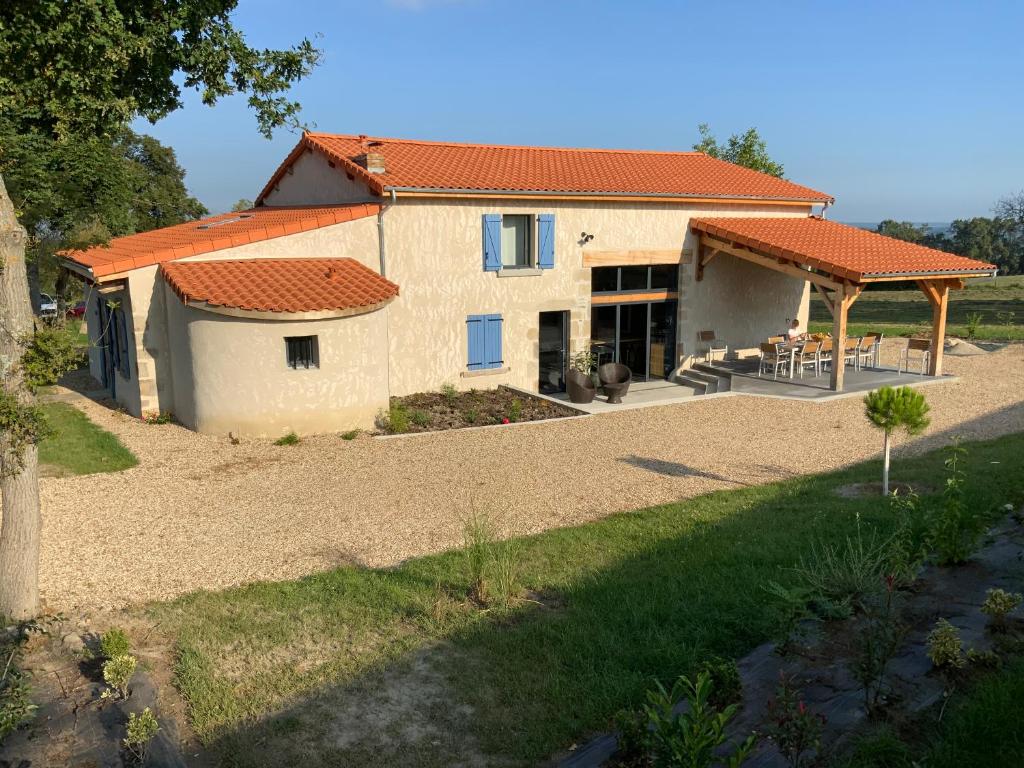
[
  {"x1": 916, "y1": 279, "x2": 952, "y2": 376},
  {"x1": 830, "y1": 285, "x2": 849, "y2": 391}
]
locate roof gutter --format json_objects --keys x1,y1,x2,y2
[
  {"x1": 377, "y1": 189, "x2": 396, "y2": 277},
  {"x1": 384, "y1": 186, "x2": 832, "y2": 205}
]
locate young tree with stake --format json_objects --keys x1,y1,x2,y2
[{"x1": 863, "y1": 386, "x2": 931, "y2": 495}]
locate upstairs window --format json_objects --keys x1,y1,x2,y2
[
  {"x1": 285, "y1": 335, "x2": 319, "y2": 370},
  {"x1": 501, "y1": 214, "x2": 532, "y2": 268}
]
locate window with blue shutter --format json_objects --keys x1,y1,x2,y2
[
  {"x1": 537, "y1": 213, "x2": 555, "y2": 269},
  {"x1": 482, "y1": 214, "x2": 502, "y2": 271},
  {"x1": 467, "y1": 314, "x2": 503, "y2": 370}
]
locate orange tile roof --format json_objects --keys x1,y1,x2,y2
[
  {"x1": 160, "y1": 258, "x2": 399, "y2": 314},
  {"x1": 61, "y1": 204, "x2": 380, "y2": 278},
  {"x1": 257, "y1": 132, "x2": 832, "y2": 204},
  {"x1": 691, "y1": 217, "x2": 997, "y2": 283}
]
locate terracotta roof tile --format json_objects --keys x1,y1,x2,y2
[
  {"x1": 160, "y1": 258, "x2": 399, "y2": 314},
  {"x1": 257, "y1": 132, "x2": 832, "y2": 204},
  {"x1": 61, "y1": 204, "x2": 380, "y2": 278},
  {"x1": 691, "y1": 217, "x2": 997, "y2": 282}
]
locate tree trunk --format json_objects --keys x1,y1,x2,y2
[
  {"x1": 0, "y1": 174, "x2": 41, "y2": 620},
  {"x1": 882, "y1": 431, "x2": 891, "y2": 496}
]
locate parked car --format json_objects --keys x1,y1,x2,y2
[
  {"x1": 38, "y1": 292, "x2": 57, "y2": 320},
  {"x1": 66, "y1": 301, "x2": 87, "y2": 319}
]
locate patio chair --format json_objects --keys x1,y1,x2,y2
[
  {"x1": 898, "y1": 338, "x2": 932, "y2": 375},
  {"x1": 795, "y1": 340, "x2": 822, "y2": 378},
  {"x1": 857, "y1": 335, "x2": 879, "y2": 370},
  {"x1": 842, "y1": 337, "x2": 861, "y2": 369},
  {"x1": 757, "y1": 342, "x2": 789, "y2": 380},
  {"x1": 868, "y1": 331, "x2": 884, "y2": 367},
  {"x1": 767, "y1": 335, "x2": 786, "y2": 344},
  {"x1": 598, "y1": 362, "x2": 632, "y2": 404},
  {"x1": 817, "y1": 338, "x2": 834, "y2": 371},
  {"x1": 698, "y1": 330, "x2": 728, "y2": 363}
]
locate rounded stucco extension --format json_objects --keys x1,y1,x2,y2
[{"x1": 165, "y1": 295, "x2": 390, "y2": 438}]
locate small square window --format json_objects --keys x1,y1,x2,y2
[
  {"x1": 500, "y1": 214, "x2": 532, "y2": 268},
  {"x1": 285, "y1": 335, "x2": 319, "y2": 369}
]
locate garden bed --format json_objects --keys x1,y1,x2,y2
[{"x1": 377, "y1": 385, "x2": 580, "y2": 434}]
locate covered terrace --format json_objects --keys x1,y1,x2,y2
[{"x1": 689, "y1": 216, "x2": 998, "y2": 391}]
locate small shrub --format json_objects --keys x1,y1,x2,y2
[
  {"x1": 507, "y1": 397, "x2": 523, "y2": 423},
  {"x1": 440, "y1": 383, "x2": 458, "y2": 406},
  {"x1": 964, "y1": 311, "x2": 984, "y2": 340},
  {"x1": 273, "y1": 431, "x2": 300, "y2": 446},
  {"x1": 929, "y1": 439, "x2": 982, "y2": 565},
  {"x1": 763, "y1": 581, "x2": 814, "y2": 647},
  {"x1": 613, "y1": 707, "x2": 650, "y2": 767},
  {"x1": 570, "y1": 347, "x2": 597, "y2": 375},
  {"x1": 384, "y1": 403, "x2": 410, "y2": 434},
  {"x1": 101, "y1": 654, "x2": 137, "y2": 700},
  {"x1": 996, "y1": 310, "x2": 1016, "y2": 328},
  {"x1": 1, "y1": 615, "x2": 57, "y2": 743},
  {"x1": 642, "y1": 670, "x2": 756, "y2": 768},
  {"x1": 795, "y1": 526, "x2": 890, "y2": 616},
  {"x1": 850, "y1": 575, "x2": 905, "y2": 712},
  {"x1": 411, "y1": 409, "x2": 431, "y2": 427},
  {"x1": 340, "y1": 429, "x2": 359, "y2": 441},
  {"x1": 764, "y1": 673, "x2": 826, "y2": 768},
  {"x1": 926, "y1": 618, "x2": 965, "y2": 670},
  {"x1": 966, "y1": 648, "x2": 1001, "y2": 668},
  {"x1": 980, "y1": 588, "x2": 1022, "y2": 630},
  {"x1": 142, "y1": 411, "x2": 173, "y2": 425},
  {"x1": 463, "y1": 409, "x2": 478, "y2": 425},
  {"x1": 697, "y1": 656, "x2": 742, "y2": 707},
  {"x1": 124, "y1": 707, "x2": 160, "y2": 763},
  {"x1": 100, "y1": 628, "x2": 130, "y2": 659}
]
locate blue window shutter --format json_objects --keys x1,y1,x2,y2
[
  {"x1": 537, "y1": 214, "x2": 555, "y2": 269},
  {"x1": 484, "y1": 314, "x2": 503, "y2": 369},
  {"x1": 467, "y1": 315, "x2": 486, "y2": 369},
  {"x1": 482, "y1": 214, "x2": 502, "y2": 271}
]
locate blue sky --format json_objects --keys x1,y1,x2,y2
[{"x1": 135, "y1": 0, "x2": 1024, "y2": 221}]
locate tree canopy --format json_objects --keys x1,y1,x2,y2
[
  {"x1": 875, "y1": 215, "x2": 1022, "y2": 276},
  {"x1": 692, "y1": 123, "x2": 785, "y2": 178}
]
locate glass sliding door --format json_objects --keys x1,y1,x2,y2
[
  {"x1": 618, "y1": 303, "x2": 648, "y2": 377},
  {"x1": 538, "y1": 311, "x2": 569, "y2": 393},
  {"x1": 648, "y1": 301, "x2": 677, "y2": 380}
]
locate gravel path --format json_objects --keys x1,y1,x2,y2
[{"x1": 24, "y1": 345, "x2": 1024, "y2": 611}]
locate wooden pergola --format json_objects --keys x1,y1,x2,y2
[{"x1": 690, "y1": 216, "x2": 997, "y2": 391}]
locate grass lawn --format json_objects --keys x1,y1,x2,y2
[
  {"x1": 38, "y1": 402, "x2": 137, "y2": 476},
  {"x1": 148, "y1": 433, "x2": 1024, "y2": 767},
  {"x1": 809, "y1": 274, "x2": 1024, "y2": 340}
]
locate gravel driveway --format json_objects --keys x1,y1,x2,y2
[{"x1": 29, "y1": 345, "x2": 1024, "y2": 611}]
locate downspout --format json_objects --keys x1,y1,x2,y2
[{"x1": 377, "y1": 189, "x2": 396, "y2": 277}]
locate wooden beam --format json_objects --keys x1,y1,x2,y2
[
  {"x1": 591, "y1": 290, "x2": 678, "y2": 305},
  {"x1": 699, "y1": 234, "x2": 845, "y2": 291},
  {"x1": 695, "y1": 246, "x2": 719, "y2": 281},
  {"x1": 929, "y1": 282, "x2": 950, "y2": 378},
  {"x1": 829, "y1": 285, "x2": 854, "y2": 392},
  {"x1": 859, "y1": 272, "x2": 992, "y2": 284},
  {"x1": 582, "y1": 249, "x2": 683, "y2": 267}
]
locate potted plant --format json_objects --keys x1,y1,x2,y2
[{"x1": 567, "y1": 348, "x2": 597, "y2": 404}]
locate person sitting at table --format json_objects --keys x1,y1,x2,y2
[{"x1": 786, "y1": 319, "x2": 806, "y2": 343}]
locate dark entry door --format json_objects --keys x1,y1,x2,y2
[{"x1": 538, "y1": 310, "x2": 569, "y2": 393}]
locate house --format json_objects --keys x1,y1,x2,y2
[{"x1": 59, "y1": 133, "x2": 996, "y2": 437}]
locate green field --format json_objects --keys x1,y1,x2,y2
[
  {"x1": 149, "y1": 433, "x2": 1024, "y2": 767},
  {"x1": 809, "y1": 275, "x2": 1024, "y2": 340},
  {"x1": 38, "y1": 402, "x2": 138, "y2": 476}
]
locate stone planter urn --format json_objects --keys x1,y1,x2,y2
[{"x1": 566, "y1": 368, "x2": 596, "y2": 404}]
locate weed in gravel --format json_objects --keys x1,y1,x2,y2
[
  {"x1": 340, "y1": 430, "x2": 359, "y2": 441},
  {"x1": 273, "y1": 432, "x2": 300, "y2": 446}
]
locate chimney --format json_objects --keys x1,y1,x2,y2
[{"x1": 363, "y1": 151, "x2": 386, "y2": 174}]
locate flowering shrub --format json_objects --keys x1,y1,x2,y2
[
  {"x1": 764, "y1": 674, "x2": 826, "y2": 768},
  {"x1": 142, "y1": 411, "x2": 172, "y2": 425},
  {"x1": 927, "y1": 618, "x2": 965, "y2": 670}
]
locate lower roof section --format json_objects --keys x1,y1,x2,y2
[
  {"x1": 160, "y1": 257, "x2": 399, "y2": 316},
  {"x1": 60, "y1": 204, "x2": 381, "y2": 279},
  {"x1": 691, "y1": 216, "x2": 997, "y2": 283}
]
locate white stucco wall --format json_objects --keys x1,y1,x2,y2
[
  {"x1": 164, "y1": 297, "x2": 390, "y2": 437},
  {"x1": 260, "y1": 150, "x2": 377, "y2": 206},
  {"x1": 379, "y1": 198, "x2": 811, "y2": 396}
]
